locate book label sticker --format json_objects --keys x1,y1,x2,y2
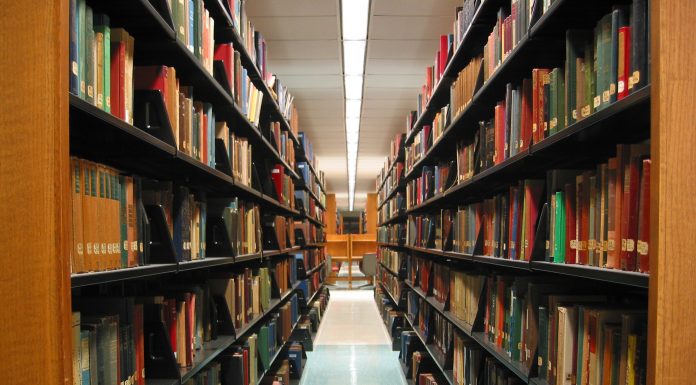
[
  {"x1": 637, "y1": 241, "x2": 648, "y2": 255},
  {"x1": 618, "y1": 80, "x2": 625, "y2": 94},
  {"x1": 582, "y1": 105, "x2": 591, "y2": 118},
  {"x1": 593, "y1": 96, "x2": 601, "y2": 108},
  {"x1": 602, "y1": 90, "x2": 610, "y2": 103},
  {"x1": 72, "y1": 61, "x2": 78, "y2": 75},
  {"x1": 626, "y1": 239, "x2": 635, "y2": 252},
  {"x1": 621, "y1": 239, "x2": 627, "y2": 251},
  {"x1": 610, "y1": 83, "x2": 616, "y2": 95}
]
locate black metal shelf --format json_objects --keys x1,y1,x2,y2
[
  {"x1": 255, "y1": 317, "x2": 302, "y2": 385},
  {"x1": 377, "y1": 213, "x2": 407, "y2": 227},
  {"x1": 403, "y1": 280, "x2": 473, "y2": 336},
  {"x1": 258, "y1": 193, "x2": 301, "y2": 216},
  {"x1": 180, "y1": 335, "x2": 237, "y2": 383},
  {"x1": 263, "y1": 246, "x2": 302, "y2": 258},
  {"x1": 295, "y1": 213, "x2": 324, "y2": 228},
  {"x1": 306, "y1": 283, "x2": 326, "y2": 305},
  {"x1": 305, "y1": 261, "x2": 326, "y2": 277},
  {"x1": 530, "y1": 261, "x2": 649, "y2": 288},
  {"x1": 71, "y1": 264, "x2": 178, "y2": 288},
  {"x1": 379, "y1": 282, "x2": 400, "y2": 307}
]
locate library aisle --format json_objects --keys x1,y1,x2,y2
[{"x1": 300, "y1": 290, "x2": 407, "y2": 385}]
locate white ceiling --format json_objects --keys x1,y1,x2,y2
[{"x1": 247, "y1": 0, "x2": 460, "y2": 209}]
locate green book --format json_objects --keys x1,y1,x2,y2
[
  {"x1": 609, "y1": 7, "x2": 627, "y2": 104},
  {"x1": 93, "y1": 14, "x2": 109, "y2": 111},
  {"x1": 576, "y1": 306, "x2": 586, "y2": 385},
  {"x1": 583, "y1": 39, "x2": 595, "y2": 119},
  {"x1": 593, "y1": 22, "x2": 602, "y2": 112},
  {"x1": 510, "y1": 288, "x2": 522, "y2": 361},
  {"x1": 548, "y1": 193, "x2": 555, "y2": 262},
  {"x1": 176, "y1": 0, "x2": 186, "y2": 43},
  {"x1": 103, "y1": 21, "x2": 110, "y2": 113},
  {"x1": 77, "y1": 0, "x2": 85, "y2": 98},
  {"x1": 549, "y1": 69, "x2": 558, "y2": 135},
  {"x1": 553, "y1": 191, "x2": 565, "y2": 263},
  {"x1": 556, "y1": 67, "x2": 566, "y2": 132},
  {"x1": 565, "y1": 31, "x2": 578, "y2": 126},
  {"x1": 257, "y1": 325, "x2": 270, "y2": 370},
  {"x1": 85, "y1": 6, "x2": 94, "y2": 105}
]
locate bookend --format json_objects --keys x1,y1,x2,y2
[
  {"x1": 531, "y1": 203, "x2": 549, "y2": 262},
  {"x1": 143, "y1": 303, "x2": 180, "y2": 380},
  {"x1": 471, "y1": 278, "x2": 488, "y2": 334},
  {"x1": 144, "y1": 205, "x2": 178, "y2": 263},
  {"x1": 294, "y1": 227, "x2": 307, "y2": 248},
  {"x1": 269, "y1": 266, "x2": 282, "y2": 299},
  {"x1": 251, "y1": 160, "x2": 263, "y2": 193},
  {"x1": 205, "y1": 214, "x2": 236, "y2": 258},
  {"x1": 398, "y1": 286, "x2": 409, "y2": 309},
  {"x1": 443, "y1": 283, "x2": 452, "y2": 312},
  {"x1": 425, "y1": 261, "x2": 435, "y2": 297},
  {"x1": 290, "y1": 325, "x2": 314, "y2": 352},
  {"x1": 398, "y1": 258, "x2": 408, "y2": 280},
  {"x1": 211, "y1": 296, "x2": 237, "y2": 336},
  {"x1": 133, "y1": 90, "x2": 177, "y2": 148},
  {"x1": 261, "y1": 160, "x2": 278, "y2": 200},
  {"x1": 148, "y1": 0, "x2": 175, "y2": 30},
  {"x1": 262, "y1": 215, "x2": 281, "y2": 251},
  {"x1": 214, "y1": 138, "x2": 233, "y2": 176},
  {"x1": 295, "y1": 258, "x2": 307, "y2": 280},
  {"x1": 213, "y1": 60, "x2": 232, "y2": 96},
  {"x1": 473, "y1": 222, "x2": 485, "y2": 256}
]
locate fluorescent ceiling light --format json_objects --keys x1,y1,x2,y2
[
  {"x1": 344, "y1": 75, "x2": 363, "y2": 100},
  {"x1": 345, "y1": 99, "x2": 362, "y2": 119},
  {"x1": 343, "y1": 41, "x2": 366, "y2": 76},
  {"x1": 341, "y1": 0, "x2": 370, "y2": 40}
]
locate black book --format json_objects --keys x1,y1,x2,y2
[{"x1": 630, "y1": 0, "x2": 649, "y2": 92}]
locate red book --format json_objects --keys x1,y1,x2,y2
[
  {"x1": 508, "y1": 186, "x2": 518, "y2": 258},
  {"x1": 620, "y1": 145, "x2": 648, "y2": 271},
  {"x1": 520, "y1": 78, "x2": 533, "y2": 151},
  {"x1": 164, "y1": 298, "x2": 177, "y2": 359},
  {"x1": 494, "y1": 102, "x2": 506, "y2": 164},
  {"x1": 243, "y1": 348, "x2": 249, "y2": 385},
  {"x1": 564, "y1": 182, "x2": 576, "y2": 263},
  {"x1": 185, "y1": 293, "x2": 195, "y2": 366},
  {"x1": 578, "y1": 172, "x2": 592, "y2": 265},
  {"x1": 134, "y1": 303, "x2": 144, "y2": 385},
  {"x1": 637, "y1": 159, "x2": 651, "y2": 273},
  {"x1": 523, "y1": 180, "x2": 544, "y2": 261},
  {"x1": 110, "y1": 33, "x2": 126, "y2": 120},
  {"x1": 214, "y1": 43, "x2": 235, "y2": 92},
  {"x1": 496, "y1": 278, "x2": 505, "y2": 347},
  {"x1": 439, "y1": 35, "x2": 448, "y2": 77},
  {"x1": 271, "y1": 165, "x2": 284, "y2": 203},
  {"x1": 617, "y1": 26, "x2": 632, "y2": 100},
  {"x1": 484, "y1": 275, "x2": 492, "y2": 337}
]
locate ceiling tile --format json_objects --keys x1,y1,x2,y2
[
  {"x1": 291, "y1": 87, "x2": 344, "y2": 100},
  {"x1": 365, "y1": 74, "x2": 423, "y2": 88},
  {"x1": 265, "y1": 40, "x2": 340, "y2": 60},
  {"x1": 277, "y1": 74, "x2": 343, "y2": 89},
  {"x1": 363, "y1": 87, "x2": 415, "y2": 100},
  {"x1": 371, "y1": 0, "x2": 462, "y2": 16},
  {"x1": 246, "y1": 0, "x2": 337, "y2": 17},
  {"x1": 269, "y1": 59, "x2": 341, "y2": 75},
  {"x1": 367, "y1": 39, "x2": 439, "y2": 59},
  {"x1": 369, "y1": 16, "x2": 454, "y2": 40},
  {"x1": 365, "y1": 59, "x2": 427, "y2": 75},
  {"x1": 252, "y1": 16, "x2": 339, "y2": 40}
]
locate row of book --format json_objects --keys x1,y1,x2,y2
[
  {"x1": 209, "y1": 267, "x2": 273, "y2": 330},
  {"x1": 377, "y1": 248, "x2": 404, "y2": 276},
  {"x1": 377, "y1": 192, "x2": 405, "y2": 224},
  {"x1": 226, "y1": 129, "x2": 254, "y2": 187},
  {"x1": 379, "y1": 268, "x2": 403, "y2": 302},
  {"x1": 482, "y1": 1, "x2": 534, "y2": 82},
  {"x1": 135, "y1": 65, "x2": 217, "y2": 166},
  {"x1": 546, "y1": 144, "x2": 650, "y2": 272},
  {"x1": 68, "y1": 3, "x2": 135, "y2": 122},
  {"x1": 215, "y1": 43, "x2": 264, "y2": 126},
  {"x1": 405, "y1": 162, "x2": 454, "y2": 209},
  {"x1": 262, "y1": 215, "x2": 295, "y2": 251},
  {"x1": 405, "y1": 105, "x2": 450, "y2": 172},
  {"x1": 377, "y1": 162, "x2": 405, "y2": 205},
  {"x1": 294, "y1": 249, "x2": 325, "y2": 274},
  {"x1": 297, "y1": 133, "x2": 323, "y2": 185},
  {"x1": 274, "y1": 257, "x2": 299, "y2": 295},
  {"x1": 70, "y1": 157, "x2": 213, "y2": 273},
  {"x1": 169, "y1": 0, "x2": 216, "y2": 75},
  {"x1": 267, "y1": 121, "x2": 295, "y2": 167},
  {"x1": 377, "y1": 223, "x2": 406, "y2": 245}
]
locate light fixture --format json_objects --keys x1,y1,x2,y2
[{"x1": 341, "y1": 0, "x2": 370, "y2": 211}]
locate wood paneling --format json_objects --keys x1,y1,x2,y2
[
  {"x1": 0, "y1": 0, "x2": 71, "y2": 383},
  {"x1": 365, "y1": 193, "x2": 378, "y2": 236},
  {"x1": 326, "y1": 193, "x2": 337, "y2": 234},
  {"x1": 649, "y1": 1, "x2": 696, "y2": 384}
]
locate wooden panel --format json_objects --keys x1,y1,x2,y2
[
  {"x1": 0, "y1": 0, "x2": 71, "y2": 383},
  {"x1": 365, "y1": 193, "x2": 378, "y2": 236},
  {"x1": 326, "y1": 193, "x2": 337, "y2": 234},
  {"x1": 649, "y1": 1, "x2": 696, "y2": 384}
]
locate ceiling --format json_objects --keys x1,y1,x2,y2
[{"x1": 246, "y1": 0, "x2": 461, "y2": 209}]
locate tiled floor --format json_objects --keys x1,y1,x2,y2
[{"x1": 299, "y1": 290, "x2": 407, "y2": 385}]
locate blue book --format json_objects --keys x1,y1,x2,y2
[{"x1": 69, "y1": 0, "x2": 79, "y2": 95}]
